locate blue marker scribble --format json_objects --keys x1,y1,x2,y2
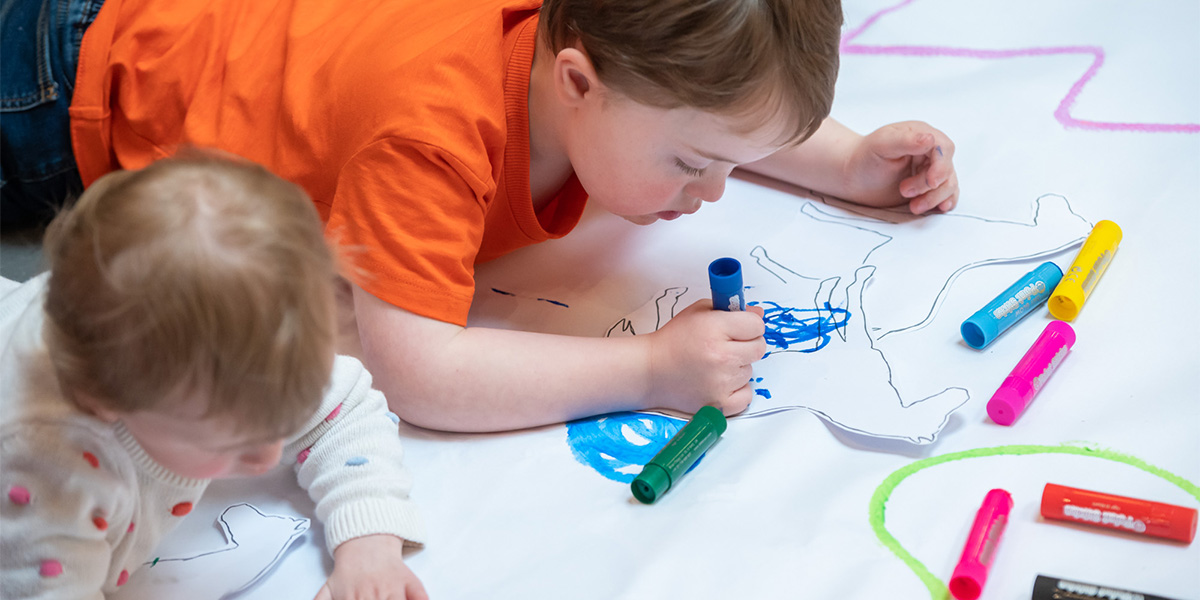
[
  {"x1": 565, "y1": 412, "x2": 687, "y2": 483},
  {"x1": 751, "y1": 301, "x2": 850, "y2": 354},
  {"x1": 567, "y1": 301, "x2": 850, "y2": 482},
  {"x1": 491, "y1": 288, "x2": 517, "y2": 297}
]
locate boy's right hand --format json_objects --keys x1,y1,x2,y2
[{"x1": 645, "y1": 299, "x2": 767, "y2": 415}]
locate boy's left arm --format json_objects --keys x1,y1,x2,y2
[
  {"x1": 740, "y1": 118, "x2": 959, "y2": 214},
  {"x1": 284, "y1": 355, "x2": 428, "y2": 600}
]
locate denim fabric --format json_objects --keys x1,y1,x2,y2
[{"x1": 0, "y1": 0, "x2": 104, "y2": 229}]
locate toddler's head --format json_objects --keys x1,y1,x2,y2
[{"x1": 42, "y1": 152, "x2": 337, "y2": 478}]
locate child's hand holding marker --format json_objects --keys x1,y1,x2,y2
[
  {"x1": 643, "y1": 257, "x2": 765, "y2": 417},
  {"x1": 645, "y1": 298, "x2": 766, "y2": 417}
]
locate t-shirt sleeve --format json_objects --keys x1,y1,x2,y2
[
  {"x1": 0, "y1": 421, "x2": 138, "y2": 599},
  {"x1": 283, "y1": 356, "x2": 426, "y2": 554},
  {"x1": 325, "y1": 137, "x2": 496, "y2": 326}
]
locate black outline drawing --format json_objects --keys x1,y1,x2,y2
[{"x1": 605, "y1": 195, "x2": 1092, "y2": 444}]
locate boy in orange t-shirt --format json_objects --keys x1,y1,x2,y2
[{"x1": 1, "y1": 0, "x2": 959, "y2": 433}]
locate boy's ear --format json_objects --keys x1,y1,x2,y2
[{"x1": 553, "y1": 47, "x2": 600, "y2": 106}]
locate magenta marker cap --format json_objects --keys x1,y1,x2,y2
[{"x1": 987, "y1": 320, "x2": 1076, "y2": 426}]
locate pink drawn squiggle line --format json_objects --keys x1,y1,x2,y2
[{"x1": 840, "y1": 0, "x2": 1200, "y2": 133}]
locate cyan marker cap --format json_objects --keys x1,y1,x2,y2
[{"x1": 961, "y1": 262, "x2": 1062, "y2": 349}]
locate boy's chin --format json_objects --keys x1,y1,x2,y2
[
  {"x1": 620, "y1": 214, "x2": 658, "y2": 226},
  {"x1": 621, "y1": 212, "x2": 680, "y2": 226}
]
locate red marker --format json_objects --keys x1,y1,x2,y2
[{"x1": 1040, "y1": 483, "x2": 1198, "y2": 544}]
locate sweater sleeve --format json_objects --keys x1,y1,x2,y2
[
  {"x1": 0, "y1": 420, "x2": 139, "y2": 600},
  {"x1": 282, "y1": 355, "x2": 426, "y2": 554}
]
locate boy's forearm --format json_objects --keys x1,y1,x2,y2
[
  {"x1": 738, "y1": 117, "x2": 861, "y2": 199},
  {"x1": 354, "y1": 286, "x2": 654, "y2": 432}
]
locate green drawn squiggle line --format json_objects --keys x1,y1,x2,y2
[{"x1": 869, "y1": 442, "x2": 1200, "y2": 599}]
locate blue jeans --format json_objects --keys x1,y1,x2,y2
[{"x1": 0, "y1": 0, "x2": 104, "y2": 229}]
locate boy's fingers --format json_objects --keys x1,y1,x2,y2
[
  {"x1": 724, "y1": 311, "x2": 766, "y2": 341},
  {"x1": 936, "y1": 193, "x2": 959, "y2": 213},
  {"x1": 722, "y1": 383, "x2": 755, "y2": 415},
  {"x1": 731, "y1": 337, "x2": 769, "y2": 364},
  {"x1": 875, "y1": 129, "x2": 936, "y2": 160},
  {"x1": 908, "y1": 183, "x2": 957, "y2": 215}
]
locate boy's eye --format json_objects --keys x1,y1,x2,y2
[{"x1": 674, "y1": 158, "x2": 706, "y2": 177}]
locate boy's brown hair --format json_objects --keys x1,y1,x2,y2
[
  {"x1": 539, "y1": 0, "x2": 843, "y2": 145},
  {"x1": 42, "y1": 152, "x2": 337, "y2": 437}
]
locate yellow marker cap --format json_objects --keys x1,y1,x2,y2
[{"x1": 1048, "y1": 220, "x2": 1122, "y2": 321}]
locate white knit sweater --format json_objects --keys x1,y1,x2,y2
[{"x1": 0, "y1": 275, "x2": 426, "y2": 599}]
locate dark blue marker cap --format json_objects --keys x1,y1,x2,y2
[{"x1": 709, "y1": 257, "x2": 744, "y2": 312}]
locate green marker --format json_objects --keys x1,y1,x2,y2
[{"x1": 631, "y1": 405, "x2": 727, "y2": 504}]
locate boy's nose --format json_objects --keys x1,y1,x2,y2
[{"x1": 686, "y1": 174, "x2": 726, "y2": 204}]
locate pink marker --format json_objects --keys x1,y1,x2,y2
[
  {"x1": 950, "y1": 489, "x2": 1013, "y2": 600},
  {"x1": 987, "y1": 321, "x2": 1075, "y2": 426}
]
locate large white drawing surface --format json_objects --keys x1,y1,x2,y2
[
  {"x1": 603, "y1": 195, "x2": 1093, "y2": 443},
  {"x1": 117, "y1": 1, "x2": 1197, "y2": 598}
]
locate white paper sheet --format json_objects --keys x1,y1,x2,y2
[{"x1": 116, "y1": 1, "x2": 1199, "y2": 598}]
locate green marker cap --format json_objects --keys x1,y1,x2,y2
[{"x1": 631, "y1": 464, "x2": 670, "y2": 504}]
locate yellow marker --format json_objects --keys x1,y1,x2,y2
[{"x1": 1048, "y1": 220, "x2": 1122, "y2": 321}]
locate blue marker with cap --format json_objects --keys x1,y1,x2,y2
[
  {"x1": 961, "y1": 262, "x2": 1062, "y2": 349},
  {"x1": 709, "y1": 257, "x2": 744, "y2": 312}
]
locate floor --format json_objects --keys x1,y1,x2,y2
[{"x1": 0, "y1": 226, "x2": 46, "y2": 282}]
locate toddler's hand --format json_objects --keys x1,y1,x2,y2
[
  {"x1": 646, "y1": 300, "x2": 767, "y2": 415},
  {"x1": 316, "y1": 534, "x2": 427, "y2": 600},
  {"x1": 846, "y1": 121, "x2": 959, "y2": 214}
]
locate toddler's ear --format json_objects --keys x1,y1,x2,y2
[{"x1": 73, "y1": 391, "x2": 121, "y2": 423}]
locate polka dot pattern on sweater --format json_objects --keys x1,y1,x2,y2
[
  {"x1": 171, "y1": 502, "x2": 193, "y2": 517},
  {"x1": 345, "y1": 456, "x2": 368, "y2": 466},
  {"x1": 39, "y1": 560, "x2": 63, "y2": 577},
  {"x1": 324, "y1": 403, "x2": 343, "y2": 421},
  {"x1": 82, "y1": 452, "x2": 99, "y2": 468},
  {"x1": 8, "y1": 485, "x2": 30, "y2": 504}
]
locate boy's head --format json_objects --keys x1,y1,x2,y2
[
  {"x1": 539, "y1": 0, "x2": 843, "y2": 146},
  {"x1": 536, "y1": 0, "x2": 842, "y2": 225},
  {"x1": 42, "y1": 152, "x2": 337, "y2": 477}
]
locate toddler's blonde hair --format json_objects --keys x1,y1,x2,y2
[
  {"x1": 540, "y1": 0, "x2": 843, "y2": 145},
  {"x1": 42, "y1": 151, "x2": 337, "y2": 437}
]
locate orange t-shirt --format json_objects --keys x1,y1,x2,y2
[{"x1": 70, "y1": 0, "x2": 588, "y2": 326}]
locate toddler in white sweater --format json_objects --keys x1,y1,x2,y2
[{"x1": 0, "y1": 153, "x2": 427, "y2": 599}]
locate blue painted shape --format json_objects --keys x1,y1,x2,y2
[
  {"x1": 565, "y1": 412, "x2": 689, "y2": 483},
  {"x1": 751, "y1": 301, "x2": 851, "y2": 354},
  {"x1": 345, "y1": 456, "x2": 369, "y2": 466},
  {"x1": 754, "y1": 388, "x2": 772, "y2": 399}
]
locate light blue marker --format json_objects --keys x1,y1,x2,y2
[
  {"x1": 708, "y1": 257, "x2": 744, "y2": 312},
  {"x1": 961, "y1": 262, "x2": 1063, "y2": 349}
]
